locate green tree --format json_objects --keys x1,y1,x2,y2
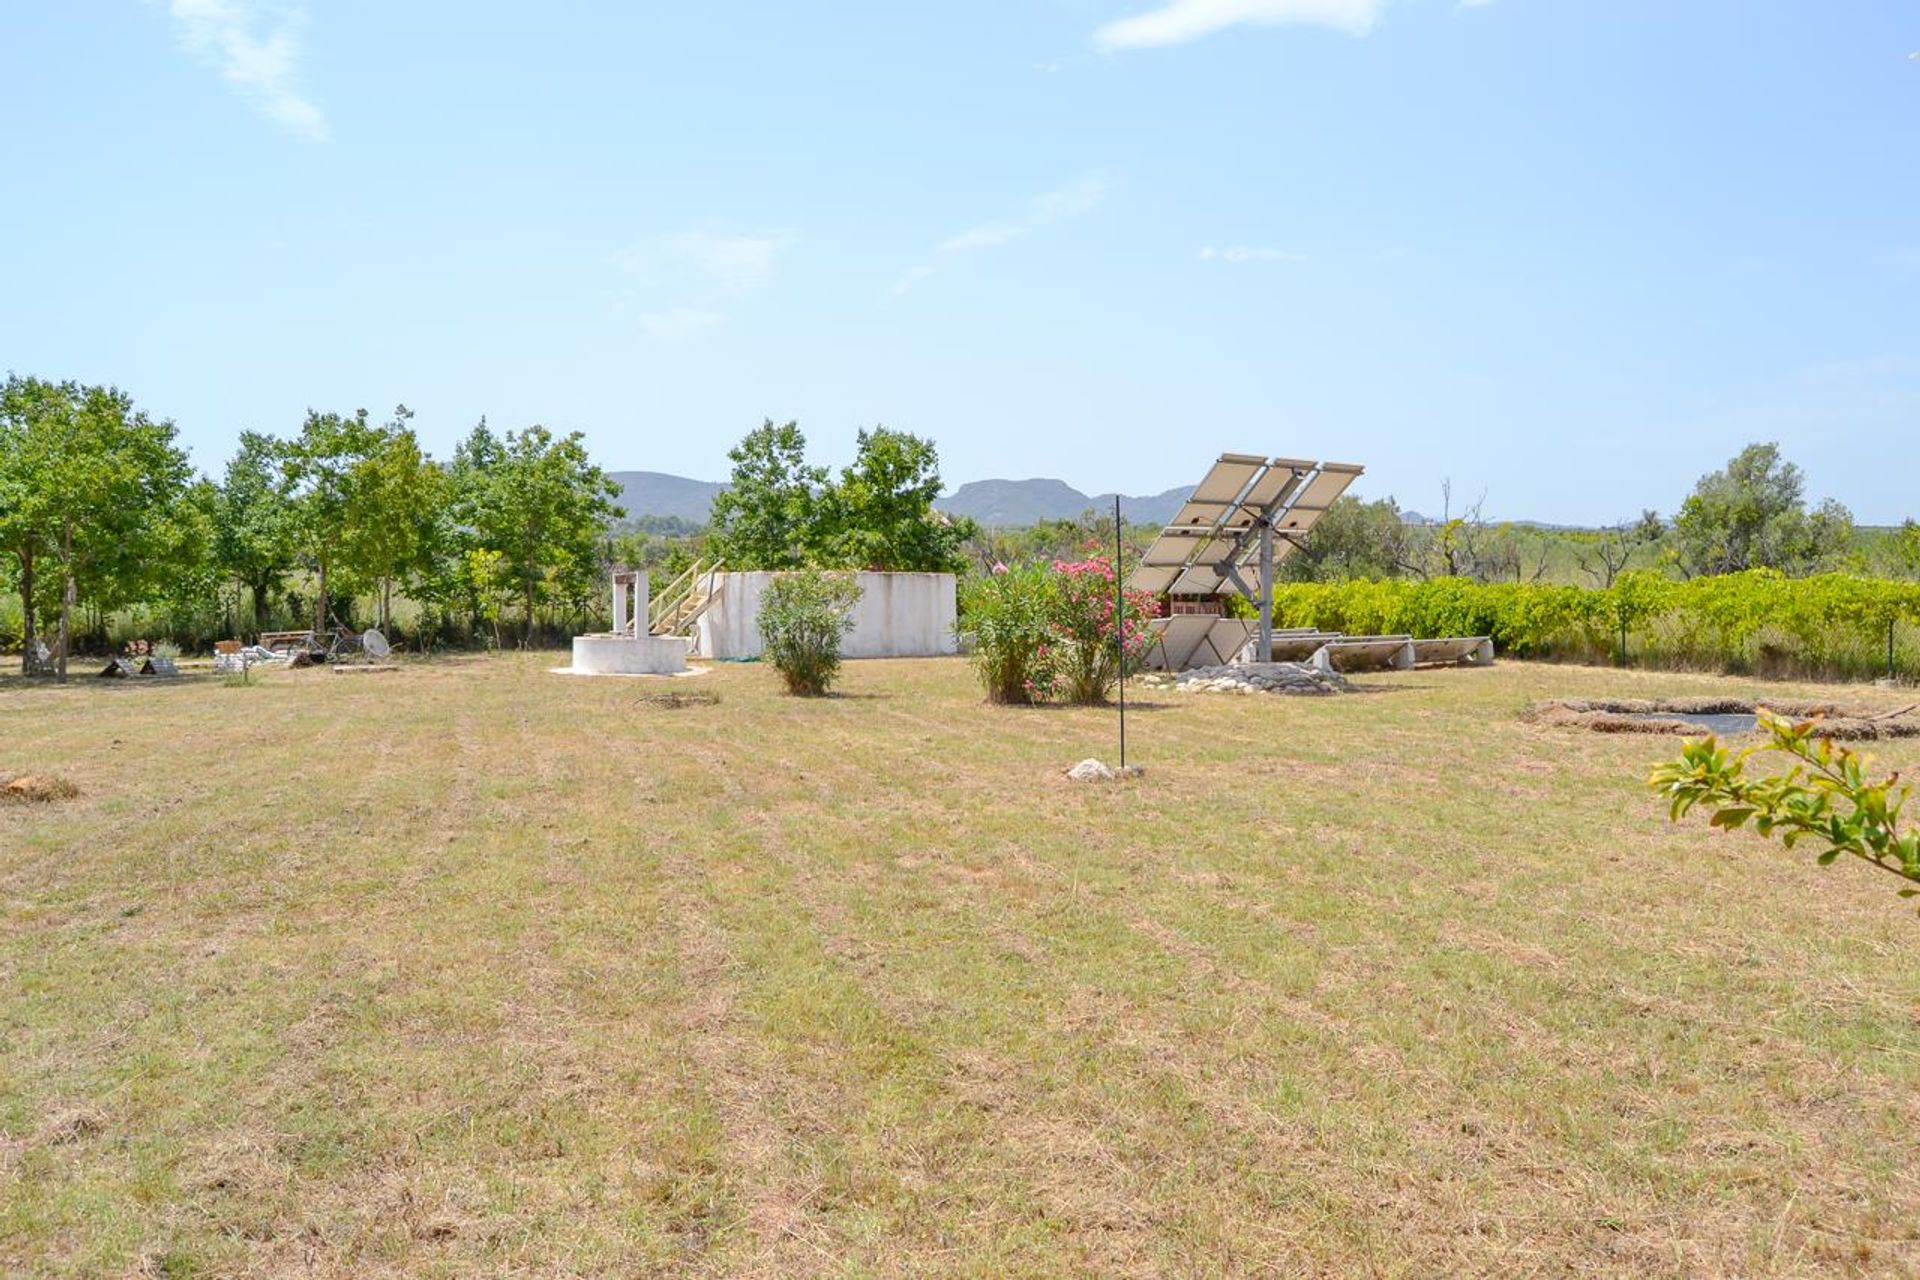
[
  {"x1": 283, "y1": 407, "x2": 392, "y2": 634},
  {"x1": 818, "y1": 427, "x2": 973, "y2": 572},
  {"x1": 1673, "y1": 443, "x2": 1853, "y2": 577},
  {"x1": 339, "y1": 417, "x2": 449, "y2": 631},
  {"x1": 1887, "y1": 519, "x2": 1920, "y2": 580},
  {"x1": 706, "y1": 420, "x2": 826, "y2": 570},
  {"x1": 453, "y1": 422, "x2": 619, "y2": 642},
  {"x1": 1279, "y1": 495, "x2": 1414, "y2": 582},
  {"x1": 214, "y1": 430, "x2": 300, "y2": 633},
  {"x1": 0, "y1": 377, "x2": 57, "y2": 671},
  {"x1": 0, "y1": 376, "x2": 194, "y2": 679}
]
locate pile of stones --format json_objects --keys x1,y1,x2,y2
[{"x1": 1141, "y1": 661, "x2": 1349, "y2": 697}]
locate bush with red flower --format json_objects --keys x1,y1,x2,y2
[{"x1": 958, "y1": 553, "x2": 1157, "y2": 705}]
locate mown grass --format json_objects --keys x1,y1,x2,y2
[{"x1": 2, "y1": 654, "x2": 1918, "y2": 1277}]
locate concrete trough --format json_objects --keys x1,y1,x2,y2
[{"x1": 1309, "y1": 635, "x2": 1417, "y2": 674}]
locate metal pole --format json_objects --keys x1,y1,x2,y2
[
  {"x1": 1258, "y1": 519, "x2": 1274, "y2": 663},
  {"x1": 1115, "y1": 495, "x2": 1126, "y2": 770}
]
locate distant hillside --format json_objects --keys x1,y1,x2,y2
[
  {"x1": 608, "y1": 470, "x2": 1198, "y2": 529},
  {"x1": 608, "y1": 470, "x2": 1609, "y2": 533},
  {"x1": 935, "y1": 479, "x2": 1192, "y2": 527},
  {"x1": 609, "y1": 471, "x2": 727, "y2": 525}
]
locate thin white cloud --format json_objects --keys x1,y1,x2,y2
[
  {"x1": 636, "y1": 308, "x2": 724, "y2": 340},
  {"x1": 166, "y1": 0, "x2": 328, "y2": 142},
  {"x1": 1095, "y1": 0, "x2": 1386, "y2": 49},
  {"x1": 609, "y1": 230, "x2": 794, "y2": 294},
  {"x1": 1199, "y1": 245, "x2": 1307, "y2": 264},
  {"x1": 890, "y1": 171, "x2": 1109, "y2": 298},
  {"x1": 608, "y1": 228, "x2": 793, "y2": 339}
]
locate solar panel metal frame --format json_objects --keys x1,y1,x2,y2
[{"x1": 1129, "y1": 454, "x2": 1363, "y2": 598}]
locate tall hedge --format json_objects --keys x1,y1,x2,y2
[{"x1": 1268, "y1": 571, "x2": 1920, "y2": 681}]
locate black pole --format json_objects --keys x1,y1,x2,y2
[{"x1": 1115, "y1": 495, "x2": 1126, "y2": 771}]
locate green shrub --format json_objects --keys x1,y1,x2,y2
[
  {"x1": 957, "y1": 564, "x2": 1054, "y2": 703},
  {"x1": 758, "y1": 570, "x2": 862, "y2": 696},
  {"x1": 1649, "y1": 710, "x2": 1920, "y2": 910},
  {"x1": 1269, "y1": 572, "x2": 1920, "y2": 681},
  {"x1": 957, "y1": 557, "x2": 1156, "y2": 705}
]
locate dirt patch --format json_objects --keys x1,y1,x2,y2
[
  {"x1": 1531, "y1": 698, "x2": 1920, "y2": 740},
  {"x1": 639, "y1": 690, "x2": 721, "y2": 710},
  {"x1": 37, "y1": 1106, "x2": 104, "y2": 1146},
  {"x1": 0, "y1": 774, "x2": 80, "y2": 805}
]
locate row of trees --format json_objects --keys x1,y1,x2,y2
[
  {"x1": 1, "y1": 378, "x2": 983, "y2": 676},
  {"x1": 705, "y1": 421, "x2": 974, "y2": 572},
  {"x1": 0, "y1": 376, "x2": 619, "y2": 675},
  {"x1": 218, "y1": 409, "x2": 618, "y2": 643},
  {"x1": 1275, "y1": 443, "x2": 1873, "y2": 588}
]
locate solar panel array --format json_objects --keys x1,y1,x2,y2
[{"x1": 1127, "y1": 454, "x2": 1364, "y2": 597}]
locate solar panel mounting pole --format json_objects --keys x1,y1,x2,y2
[
  {"x1": 1114, "y1": 495, "x2": 1126, "y2": 770},
  {"x1": 1257, "y1": 517, "x2": 1274, "y2": 663}
]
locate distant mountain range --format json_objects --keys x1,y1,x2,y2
[
  {"x1": 609, "y1": 469, "x2": 1465, "y2": 530},
  {"x1": 935, "y1": 479, "x2": 1195, "y2": 527},
  {"x1": 608, "y1": 471, "x2": 729, "y2": 525},
  {"x1": 610, "y1": 470, "x2": 1196, "y2": 528}
]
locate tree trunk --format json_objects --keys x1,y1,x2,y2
[
  {"x1": 251, "y1": 576, "x2": 271, "y2": 634},
  {"x1": 19, "y1": 540, "x2": 36, "y2": 676},
  {"x1": 314, "y1": 556, "x2": 329, "y2": 637},
  {"x1": 523, "y1": 579, "x2": 536, "y2": 646},
  {"x1": 56, "y1": 517, "x2": 73, "y2": 683}
]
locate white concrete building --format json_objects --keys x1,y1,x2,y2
[
  {"x1": 568, "y1": 569, "x2": 691, "y2": 675},
  {"x1": 693, "y1": 571, "x2": 958, "y2": 661}
]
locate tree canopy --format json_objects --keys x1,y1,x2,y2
[
  {"x1": 707, "y1": 421, "x2": 971, "y2": 572},
  {"x1": 706, "y1": 420, "x2": 827, "y2": 570},
  {"x1": 1672, "y1": 442, "x2": 1853, "y2": 577},
  {"x1": 0, "y1": 376, "x2": 196, "y2": 676},
  {"x1": 448, "y1": 421, "x2": 619, "y2": 642}
]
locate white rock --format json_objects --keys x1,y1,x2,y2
[{"x1": 1067, "y1": 759, "x2": 1116, "y2": 782}]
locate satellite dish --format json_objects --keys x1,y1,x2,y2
[{"x1": 363, "y1": 628, "x2": 391, "y2": 661}]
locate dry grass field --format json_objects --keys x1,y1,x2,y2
[{"x1": 3, "y1": 654, "x2": 1919, "y2": 1277}]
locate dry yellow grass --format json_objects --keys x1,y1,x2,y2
[{"x1": 3, "y1": 653, "x2": 1919, "y2": 1277}]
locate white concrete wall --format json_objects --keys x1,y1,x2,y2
[
  {"x1": 571, "y1": 633, "x2": 690, "y2": 674},
  {"x1": 694, "y1": 571, "x2": 958, "y2": 660}
]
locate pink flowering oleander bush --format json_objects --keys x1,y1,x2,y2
[
  {"x1": 1037, "y1": 556, "x2": 1158, "y2": 705},
  {"x1": 958, "y1": 554, "x2": 1157, "y2": 705}
]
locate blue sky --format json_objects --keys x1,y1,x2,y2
[{"x1": 2, "y1": 2, "x2": 1916, "y2": 522}]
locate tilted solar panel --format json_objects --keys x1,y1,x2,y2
[{"x1": 1129, "y1": 454, "x2": 1364, "y2": 598}]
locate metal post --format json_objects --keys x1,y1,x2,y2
[
  {"x1": 1114, "y1": 496, "x2": 1126, "y2": 770},
  {"x1": 1257, "y1": 519, "x2": 1274, "y2": 663}
]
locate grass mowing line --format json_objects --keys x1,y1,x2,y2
[
  {"x1": 675, "y1": 732, "x2": 1122, "y2": 1276},
  {"x1": 674, "y1": 727, "x2": 1093, "y2": 1275},
  {"x1": 733, "y1": 706, "x2": 1397, "y2": 1274},
  {"x1": 5, "y1": 656, "x2": 1920, "y2": 1274}
]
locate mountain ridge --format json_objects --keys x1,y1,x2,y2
[{"x1": 610, "y1": 470, "x2": 1198, "y2": 528}]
